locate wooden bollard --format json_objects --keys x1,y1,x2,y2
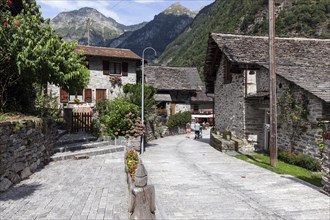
[{"x1": 128, "y1": 162, "x2": 156, "y2": 220}]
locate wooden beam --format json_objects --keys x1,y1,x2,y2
[{"x1": 269, "y1": 0, "x2": 278, "y2": 167}]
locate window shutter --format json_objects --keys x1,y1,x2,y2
[
  {"x1": 103, "y1": 89, "x2": 107, "y2": 100},
  {"x1": 84, "y1": 89, "x2": 92, "y2": 103},
  {"x1": 103, "y1": 60, "x2": 109, "y2": 75},
  {"x1": 122, "y1": 62, "x2": 128, "y2": 76},
  {"x1": 60, "y1": 88, "x2": 69, "y2": 103}
]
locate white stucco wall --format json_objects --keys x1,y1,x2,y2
[{"x1": 48, "y1": 55, "x2": 138, "y2": 106}]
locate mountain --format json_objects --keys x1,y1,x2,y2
[
  {"x1": 159, "y1": 0, "x2": 330, "y2": 72},
  {"x1": 50, "y1": 7, "x2": 146, "y2": 46},
  {"x1": 109, "y1": 3, "x2": 197, "y2": 58}
]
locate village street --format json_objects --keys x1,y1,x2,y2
[
  {"x1": 142, "y1": 129, "x2": 330, "y2": 220},
  {"x1": 0, "y1": 152, "x2": 128, "y2": 220},
  {"x1": 0, "y1": 130, "x2": 329, "y2": 220}
]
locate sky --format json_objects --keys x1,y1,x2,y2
[{"x1": 36, "y1": 0, "x2": 215, "y2": 25}]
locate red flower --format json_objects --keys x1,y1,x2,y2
[
  {"x1": 8, "y1": 0, "x2": 12, "y2": 5},
  {"x1": 15, "y1": 23, "x2": 21, "y2": 27},
  {"x1": 3, "y1": 21, "x2": 8, "y2": 27}
]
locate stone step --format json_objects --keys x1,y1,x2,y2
[
  {"x1": 54, "y1": 141, "x2": 110, "y2": 153},
  {"x1": 55, "y1": 135, "x2": 98, "y2": 147},
  {"x1": 50, "y1": 145, "x2": 125, "y2": 162}
]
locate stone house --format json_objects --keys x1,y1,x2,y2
[
  {"x1": 144, "y1": 66, "x2": 213, "y2": 121},
  {"x1": 204, "y1": 33, "x2": 330, "y2": 157},
  {"x1": 49, "y1": 45, "x2": 141, "y2": 108}
]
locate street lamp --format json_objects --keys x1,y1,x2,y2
[{"x1": 141, "y1": 47, "x2": 157, "y2": 154}]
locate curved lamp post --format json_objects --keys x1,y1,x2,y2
[{"x1": 141, "y1": 47, "x2": 157, "y2": 154}]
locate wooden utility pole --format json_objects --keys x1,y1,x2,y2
[{"x1": 269, "y1": 0, "x2": 278, "y2": 167}]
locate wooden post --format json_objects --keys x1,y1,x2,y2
[{"x1": 269, "y1": 0, "x2": 278, "y2": 167}]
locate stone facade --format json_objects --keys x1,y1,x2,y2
[
  {"x1": 49, "y1": 56, "x2": 137, "y2": 107},
  {"x1": 174, "y1": 103, "x2": 191, "y2": 114},
  {"x1": 321, "y1": 139, "x2": 330, "y2": 194},
  {"x1": 214, "y1": 54, "x2": 245, "y2": 138},
  {"x1": 0, "y1": 118, "x2": 57, "y2": 192},
  {"x1": 276, "y1": 76, "x2": 325, "y2": 158},
  {"x1": 214, "y1": 54, "x2": 327, "y2": 160}
]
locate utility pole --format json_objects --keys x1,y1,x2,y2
[
  {"x1": 86, "y1": 18, "x2": 93, "y2": 46},
  {"x1": 269, "y1": 0, "x2": 278, "y2": 167}
]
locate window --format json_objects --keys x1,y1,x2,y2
[
  {"x1": 224, "y1": 58, "x2": 232, "y2": 84},
  {"x1": 60, "y1": 89, "x2": 69, "y2": 103},
  {"x1": 96, "y1": 89, "x2": 107, "y2": 102},
  {"x1": 122, "y1": 62, "x2": 128, "y2": 76},
  {"x1": 110, "y1": 62, "x2": 121, "y2": 75},
  {"x1": 192, "y1": 105, "x2": 199, "y2": 113},
  {"x1": 246, "y1": 70, "x2": 257, "y2": 96},
  {"x1": 103, "y1": 60, "x2": 109, "y2": 75},
  {"x1": 84, "y1": 89, "x2": 92, "y2": 103},
  {"x1": 69, "y1": 91, "x2": 83, "y2": 102}
]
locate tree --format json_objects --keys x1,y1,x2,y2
[
  {"x1": 123, "y1": 83, "x2": 157, "y2": 119},
  {"x1": 0, "y1": 0, "x2": 90, "y2": 113}
]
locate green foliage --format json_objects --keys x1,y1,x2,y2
[
  {"x1": 278, "y1": 150, "x2": 320, "y2": 171},
  {"x1": 235, "y1": 154, "x2": 322, "y2": 187},
  {"x1": 0, "y1": 0, "x2": 90, "y2": 113},
  {"x1": 123, "y1": 83, "x2": 157, "y2": 118},
  {"x1": 34, "y1": 89, "x2": 60, "y2": 119},
  {"x1": 222, "y1": 130, "x2": 232, "y2": 139},
  {"x1": 96, "y1": 98, "x2": 141, "y2": 138},
  {"x1": 278, "y1": 87, "x2": 309, "y2": 149},
  {"x1": 167, "y1": 111, "x2": 191, "y2": 129},
  {"x1": 275, "y1": 0, "x2": 330, "y2": 38}
]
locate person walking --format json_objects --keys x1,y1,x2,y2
[
  {"x1": 194, "y1": 120, "x2": 200, "y2": 139},
  {"x1": 185, "y1": 122, "x2": 191, "y2": 138}
]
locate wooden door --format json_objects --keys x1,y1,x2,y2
[{"x1": 170, "y1": 103, "x2": 176, "y2": 116}]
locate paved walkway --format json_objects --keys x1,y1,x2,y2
[
  {"x1": 142, "y1": 129, "x2": 330, "y2": 220},
  {"x1": 0, "y1": 152, "x2": 128, "y2": 220}
]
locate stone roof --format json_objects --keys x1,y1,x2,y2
[
  {"x1": 75, "y1": 45, "x2": 141, "y2": 60},
  {"x1": 145, "y1": 66, "x2": 203, "y2": 91},
  {"x1": 204, "y1": 33, "x2": 330, "y2": 102},
  {"x1": 154, "y1": 94, "x2": 172, "y2": 102},
  {"x1": 191, "y1": 86, "x2": 213, "y2": 102}
]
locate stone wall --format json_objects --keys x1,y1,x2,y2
[
  {"x1": 321, "y1": 139, "x2": 330, "y2": 194},
  {"x1": 0, "y1": 118, "x2": 57, "y2": 192},
  {"x1": 214, "y1": 55, "x2": 245, "y2": 138},
  {"x1": 174, "y1": 103, "x2": 191, "y2": 114},
  {"x1": 276, "y1": 76, "x2": 325, "y2": 159}
]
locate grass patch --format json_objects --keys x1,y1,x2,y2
[
  {"x1": 235, "y1": 154, "x2": 322, "y2": 187},
  {"x1": 0, "y1": 112, "x2": 40, "y2": 122}
]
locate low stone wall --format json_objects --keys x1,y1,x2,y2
[
  {"x1": 0, "y1": 118, "x2": 57, "y2": 192},
  {"x1": 210, "y1": 128, "x2": 253, "y2": 152},
  {"x1": 101, "y1": 136, "x2": 141, "y2": 151},
  {"x1": 321, "y1": 139, "x2": 330, "y2": 195}
]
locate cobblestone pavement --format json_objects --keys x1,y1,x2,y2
[
  {"x1": 0, "y1": 152, "x2": 128, "y2": 220},
  {"x1": 142, "y1": 130, "x2": 330, "y2": 220}
]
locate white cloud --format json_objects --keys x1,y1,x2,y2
[{"x1": 37, "y1": 0, "x2": 120, "y2": 21}]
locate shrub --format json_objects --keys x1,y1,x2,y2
[
  {"x1": 278, "y1": 150, "x2": 320, "y2": 171},
  {"x1": 96, "y1": 98, "x2": 140, "y2": 138},
  {"x1": 167, "y1": 111, "x2": 191, "y2": 129}
]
